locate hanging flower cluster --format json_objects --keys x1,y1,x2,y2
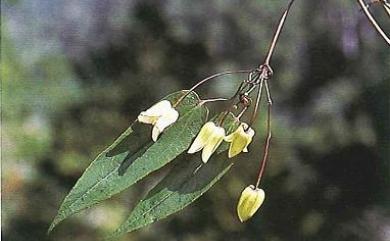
[
  {"x1": 137, "y1": 64, "x2": 274, "y2": 222},
  {"x1": 187, "y1": 121, "x2": 255, "y2": 163},
  {"x1": 139, "y1": 100, "x2": 256, "y2": 163},
  {"x1": 50, "y1": 2, "x2": 298, "y2": 236}
]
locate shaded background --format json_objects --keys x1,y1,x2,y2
[{"x1": 2, "y1": 0, "x2": 389, "y2": 240}]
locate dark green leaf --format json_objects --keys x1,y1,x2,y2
[
  {"x1": 108, "y1": 113, "x2": 239, "y2": 239},
  {"x1": 49, "y1": 91, "x2": 208, "y2": 232}
]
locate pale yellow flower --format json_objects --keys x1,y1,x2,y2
[
  {"x1": 138, "y1": 100, "x2": 179, "y2": 142},
  {"x1": 237, "y1": 185, "x2": 265, "y2": 222},
  {"x1": 187, "y1": 122, "x2": 225, "y2": 163},
  {"x1": 224, "y1": 123, "x2": 255, "y2": 158}
]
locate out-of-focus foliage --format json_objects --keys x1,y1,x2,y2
[{"x1": 2, "y1": 0, "x2": 389, "y2": 241}]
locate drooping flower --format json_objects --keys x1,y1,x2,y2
[
  {"x1": 138, "y1": 100, "x2": 179, "y2": 142},
  {"x1": 237, "y1": 185, "x2": 265, "y2": 222},
  {"x1": 224, "y1": 123, "x2": 255, "y2": 158},
  {"x1": 187, "y1": 122, "x2": 225, "y2": 163}
]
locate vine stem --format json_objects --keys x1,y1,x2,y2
[
  {"x1": 357, "y1": 0, "x2": 390, "y2": 45},
  {"x1": 263, "y1": 0, "x2": 296, "y2": 66},
  {"x1": 255, "y1": 101, "x2": 272, "y2": 188},
  {"x1": 253, "y1": 0, "x2": 295, "y2": 187}
]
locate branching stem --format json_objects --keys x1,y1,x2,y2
[{"x1": 253, "y1": 0, "x2": 295, "y2": 187}]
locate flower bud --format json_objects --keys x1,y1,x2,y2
[{"x1": 237, "y1": 185, "x2": 265, "y2": 222}]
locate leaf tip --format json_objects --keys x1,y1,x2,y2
[{"x1": 47, "y1": 212, "x2": 66, "y2": 234}]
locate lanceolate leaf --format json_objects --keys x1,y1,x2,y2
[
  {"x1": 109, "y1": 113, "x2": 239, "y2": 239},
  {"x1": 49, "y1": 91, "x2": 208, "y2": 232}
]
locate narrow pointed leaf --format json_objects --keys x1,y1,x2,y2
[
  {"x1": 49, "y1": 91, "x2": 208, "y2": 232},
  {"x1": 109, "y1": 113, "x2": 239, "y2": 238}
]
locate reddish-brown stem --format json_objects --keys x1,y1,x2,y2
[
  {"x1": 252, "y1": 0, "x2": 294, "y2": 187},
  {"x1": 263, "y1": 0, "x2": 296, "y2": 66},
  {"x1": 255, "y1": 102, "x2": 272, "y2": 188}
]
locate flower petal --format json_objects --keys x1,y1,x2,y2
[
  {"x1": 201, "y1": 126, "x2": 225, "y2": 163},
  {"x1": 138, "y1": 100, "x2": 174, "y2": 125},
  {"x1": 151, "y1": 126, "x2": 161, "y2": 142},
  {"x1": 228, "y1": 134, "x2": 248, "y2": 158},
  {"x1": 154, "y1": 108, "x2": 179, "y2": 133},
  {"x1": 242, "y1": 126, "x2": 255, "y2": 153},
  {"x1": 237, "y1": 185, "x2": 265, "y2": 222},
  {"x1": 245, "y1": 126, "x2": 255, "y2": 137},
  {"x1": 188, "y1": 122, "x2": 215, "y2": 154},
  {"x1": 143, "y1": 100, "x2": 172, "y2": 116},
  {"x1": 140, "y1": 100, "x2": 179, "y2": 141},
  {"x1": 226, "y1": 123, "x2": 255, "y2": 158}
]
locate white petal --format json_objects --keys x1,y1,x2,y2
[
  {"x1": 154, "y1": 109, "x2": 179, "y2": 133},
  {"x1": 144, "y1": 100, "x2": 172, "y2": 116},
  {"x1": 152, "y1": 126, "x2": 161, "y2": 142},
  {"x1": 151, "y1": 109, "x2": 179, "y2": 142},
  {"x1": 245, "y1": 127, "x2": 255, "y2": 137}
]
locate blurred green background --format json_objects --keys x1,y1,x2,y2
[{"x1": 2, "y1": 0, "x2": 389, "y2": 241}]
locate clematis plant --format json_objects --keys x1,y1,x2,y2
[{"x1": 50, "y1": 1, "x2": 297, "y2": 238}]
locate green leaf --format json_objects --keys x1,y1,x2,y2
[
  {"x1": 108, "y1": 113, "x2": 239, "y2": 239},
  {"x1": 49, "y1": 91, "x2": 208, "y2": 232}
]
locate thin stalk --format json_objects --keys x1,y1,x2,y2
[
  {"x1": 173, "y1": 70, "x2": 251, "y2": 107},
  {"x1": 264, "y1": 78, "x2": 273, "y2": 105},
  {"x1": 248, "y1": 79, "x2": 264, "y2": 127},
  {"x1": 263, "y1": 0, "x2": 296, "y2": 66},
  {"x1": 237, "y1": 106, "x2": 249, "y2": 119},
  {"x1": 199, "y1": 98, "x2": 229, "y2": 105},
  {"x1": 255, "y1": 102, "x2": 272, "y2": 188},
  {"x1": 252, "y1": 0, "x2": 294, "y2": 187}
]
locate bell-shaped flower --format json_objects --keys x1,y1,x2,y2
[
  {"x1": 137, "y1": 100, "x2": 179, "y2": 142},
  {"x1": 224, "y1": 123, "x2": 255, "y2": 158},
  {"x1": 187, "y1": 122, "x2": 225, "y2": 163},
  {"x1": 237, "y1": 185, "x2": 265, "y2": 222}
]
